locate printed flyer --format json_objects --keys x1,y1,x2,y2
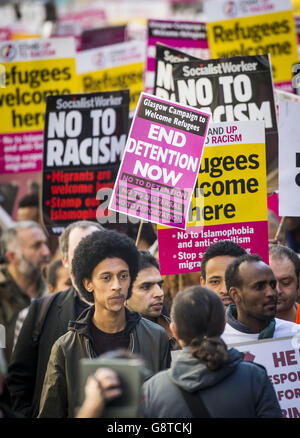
[
  {"x1": 0, "y1": 37, "x2": 78, "y2": 174},
  {"x1": 157, "y1": 120, "x2": 269, "y2": 275},
  {"x1": 42, "y1": 90, "x2": 129, "y2": 235},
  {"x1": 173, "y1": 54, "x2": 278, "y2": 174},
  {"x1": 109, "y1": 92, "x2": 211, "y2": 230},
  {"x1": 146, "y1": 19, "x2": 209, "y2": 93}
]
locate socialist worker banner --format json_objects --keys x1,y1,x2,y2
[
  {"x1": 157, "y1": 120, "x2": 269, "y2": 275},
  {"x1": 173, "y1": 54, "x2": 278, "y2": 175},
  {"x1": 42, "y1": 90, "x2": 129, "y2": 235},
  {"x1": 109, "y1": 92, "x2": 211, "y2": 230},
  {"x1": 0, "y1": 37, "x2": 78, "y2": 174}
]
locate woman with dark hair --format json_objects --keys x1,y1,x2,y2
[{"x1": 141, "y1": 286, "x2": 282, "y2": 418}]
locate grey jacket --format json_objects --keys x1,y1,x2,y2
[
  {"x1": 38, "y1": 306, "x2": 170, "y2": 418},
  {"x1": 141, "y1": 347, "x2": 282, "y2": 418}
]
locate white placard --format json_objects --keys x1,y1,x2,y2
[
  {"x1": 229, "y1": 336, "x2": 300, "y2": 418},
  {"x1": 278, "y1": 101, "x2": 300, "y2": 216},
  {"x1": 0, "y1": 37, "x2": 76, "y2": 63},
  {"x1": 204, "y1": 0, "x2": 292, "y2": 22}
]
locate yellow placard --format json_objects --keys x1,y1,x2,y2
[
  {"x1": 0, "y1": 58, "x2": 78, "y2": 133},
  {"x1": 78, "y1": 62, "x2": 144, "y2": 112},
  {"x1": 207, "y1": 10, "x2": 299, "y2": 83},
  {"x1": 187, "y1": 142, "x2": 267, "y2": 227},
  {"x1": 292, "y1": 0, "x2": 300, "y2": 14}
]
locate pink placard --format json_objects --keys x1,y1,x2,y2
[
  {"x1": 158, "y1": 221, "x2": 269, "y2": 275},
  {"x1": 145, "y1": 19, "x2": 209, "y2": 93},
  {"x1": 109, "y1": 92, "x2": 210, "y2": 229},
  {"x1": 0, "y1": 131, "x2": 43, "y2": 174}
]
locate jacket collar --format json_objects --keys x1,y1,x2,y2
[{"x1": 226, "y1": 303, "x2": 276, "y2": 339}]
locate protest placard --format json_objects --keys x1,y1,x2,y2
[
  {"x1": 227, "y1": 336, "x2": 300, "y2": 418},
  {"x1": 278, "y1": 101, "x2": 300, "y2": 217},
  {"x1": 173, "y1": 54, "x2": 278, "y2": 175},
  {"x1": 108, "y1": 92, "x2": 210, "y2": 230},
  {"x1": 154, "y1": 43, "x2": 199, "y2": 101},
  {"x1": 157, "y1": 120, "x2": 269, "y2": 275},
  {"x1": 145, "y1": 19, "x2": 209, "y2": 94},
  {"x1": 42, "y1": 90, "x2": 129, "y2": 235},
  {"x1": 204, "y1": 0, "x2": 299, "y2": 93},
  {"x1": 76, "y1": 40, "x2": 145, "y2": 114},
  {"x1": 0, "y1": 37, "x2": 77, "y2": 175},
  {"x1": 80, "y1": 25, "x2": 127, "y2": 51}
]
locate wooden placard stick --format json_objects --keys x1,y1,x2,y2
[{"x1": 135, "y1": 220, "x2": 144, "y2": 247}]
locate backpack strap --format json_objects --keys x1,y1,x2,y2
[
  {"x1": 168, "y1": 374, "x2": 211, "y2": 418},
  {"x1": 177, "y1": 386, "x2": 211, "y2": 418},
  {"x1": 32, "y1": 293, "x2": 57, "y2": 343}
]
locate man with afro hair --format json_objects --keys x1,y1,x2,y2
[{"x1": 38, "y1": 230, "x2": 170, "y2": 418}]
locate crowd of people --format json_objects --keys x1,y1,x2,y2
[
  {"x1": 0, "y1": 198, "x2": 299, "y2": 418},
  {"x1": 0, "y1": 0, "x2": 300, "y2": 425}
]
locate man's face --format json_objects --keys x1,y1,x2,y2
[
  {"x1": 84, "y1": 257, "x2": 130, "y2": 313},
  {"x1": 49, "y1": 265, "x2": 71, "y2": 294},
  {"x1": 127, "y1": 266, "x2": 164, "y2": 320},
  {"x1": 65, "y1": 226, "x2": 100, "y2": 279},
  {"x1": 17, "y1": 227, "x2": 50, "y2": 277},
  {"x1": 17, "y1": 206, "x2": 39, "y2": 224},
  {"x1": 269, "y1": 256, "x2": 300, "y2": 315},
  {"x1": 231, "y1": 261, "x2": 278, "y2": 323},
  {"x1": 201, "y1": 255, "x2": 237, "y2": 309}
]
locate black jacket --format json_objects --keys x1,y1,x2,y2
[
  {"x1": 38, "y1": 306, "x2": 171, "y2": 418},
  {"x1": 141, "y1": 347, "x2": 283, "y2": 418},
  {"x1": 6, "y1": 287, "x2": 89, "y2": 418}
]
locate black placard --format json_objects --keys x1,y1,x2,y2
[
  {"x1": 154, "y1": 43, "x2": 199, "y2": 101},
  {"x1": 173, "y1": 54, "x2": 278, "y2": 174},
  {"x1": 42, "y1": 90, "x2": 129, "y2": 235}
]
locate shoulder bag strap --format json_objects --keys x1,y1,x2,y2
[
  {"x1": 177, "y1": 386, "x2": 211, "y2": 418},
  {"x1": 32, "y1": 293, "x2": 57, "y2": 343}
]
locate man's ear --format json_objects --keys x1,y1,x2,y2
[
  {"x1": 170, "y1": 322, "x2": 179, "y2": 341},
  {"x1": 62, "y1": 257, "x2": 69, "y2": 269},
  {"x1": 229, "y1": 286, "x2": 240, "y2": 304},
  {"x1": 83, "y1": 278, "x2": 93, "y2": 293},
  {"x1": 199, "y1": 275, "x2": 206, "y2": 286},
  {"x1": 5, "y1": 251, "x2": 18, "y2": 265}
]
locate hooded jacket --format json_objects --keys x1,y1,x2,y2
[
  {"x1": 141, "y1": 347, "x2": 282, "y2": 418},
  {"x1": 38, "y1": 305, "x2": 170, "y2": 418}
]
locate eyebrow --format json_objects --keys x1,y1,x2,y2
[
  {"x1": 140, "y1": 280, "x2": 164, "y2": 286},
  {"x1": 99, "y1": 269, "x2": 129, "y2": 275}
]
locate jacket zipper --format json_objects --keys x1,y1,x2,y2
[
  {"x1": 129, "y1": 332, "x2": 134, "y2": 352},
  {"x1": 85, "y1": 338, "x2": 96, "y2": 358}
]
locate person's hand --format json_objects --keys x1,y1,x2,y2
[{"x1": 76, "y1": 368, "x2": 122, "y2": 418}]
